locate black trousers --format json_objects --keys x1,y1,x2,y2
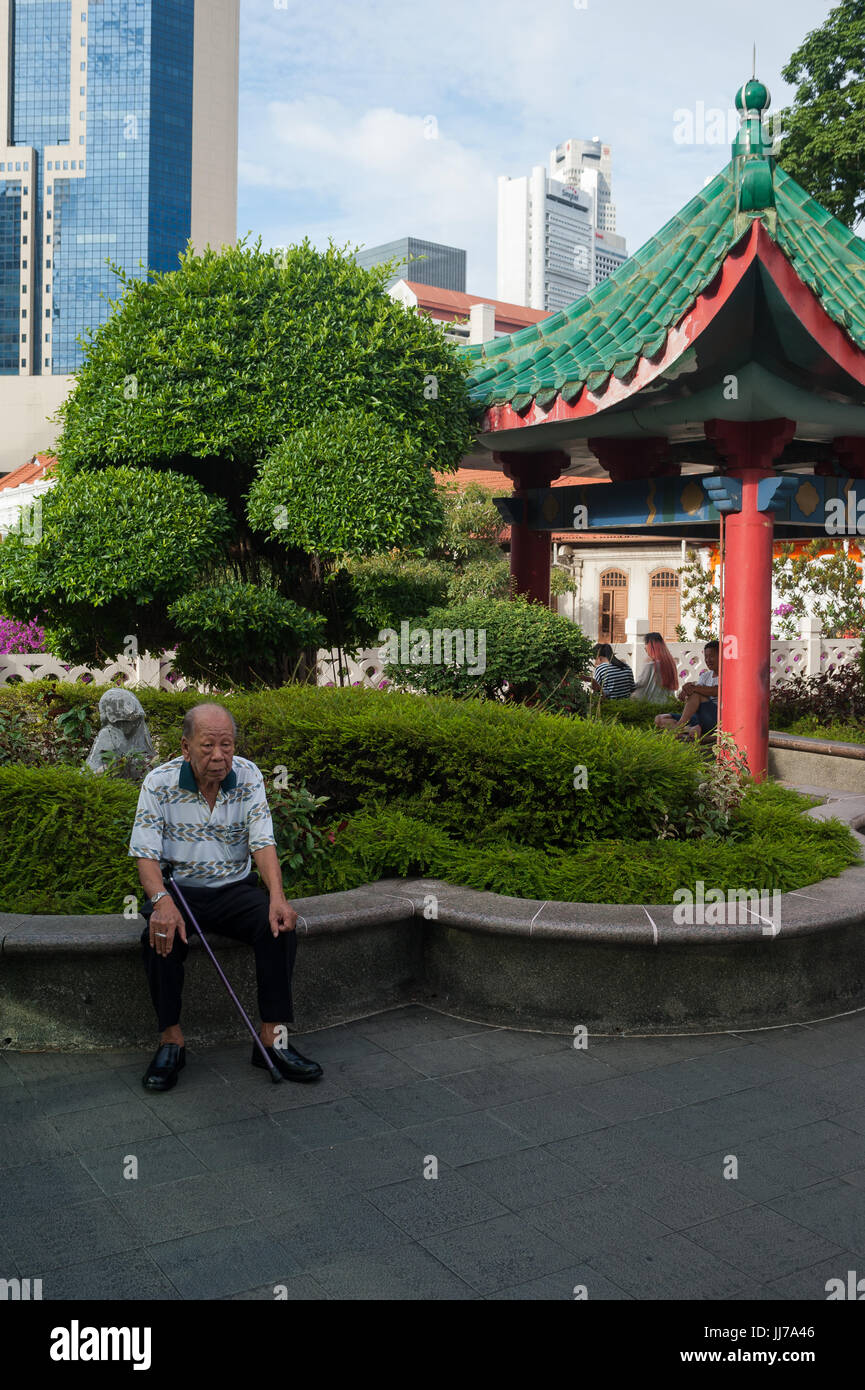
[{"x1": 140, "y1": 871, "x2": 296, "y2": 1032}]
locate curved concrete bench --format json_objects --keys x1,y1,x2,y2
[
  {"x1": 2, "y1": 796, "x2": 865, "y2": 1047},
  {"x1": 769, "y1": 730, "x2": 865, "y2": 793}
]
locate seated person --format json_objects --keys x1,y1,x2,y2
[
  {"x1": 655, "y1": 640, "x2": 719, "y2": 739},
  {"x1": 586, "y1": 643, "x2": 635, "y2": 698},
  {"x1": 631, "y1": 632, "x2": 679, "y2": 704}
]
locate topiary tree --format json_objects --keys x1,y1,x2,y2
[
  {"x1": 0, "y1": 467, "x2": 232, "y2": 663},
  {"x1": 29, "y1": 238, "x2": 478, "y2": 678},
  {"x1": 168, "y1": 582, "x2": 326, "y2": 689},
  {"x1": 247, "y1": 410, "x2": 446, "y2": 558},
  {"x1": 382, "y1": 595, "x2": 594, "y2": 701},
  {"x1": 57, "y1": 238, "x2": 476, "y2": 481}
]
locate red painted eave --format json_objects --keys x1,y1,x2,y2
[{"x1": 478, "y1": 220, "x2": 865, "y2": 436}]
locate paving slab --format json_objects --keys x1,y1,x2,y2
[{"x1": 0, "y1": 1003, "x2": 863, "y2": 1300}]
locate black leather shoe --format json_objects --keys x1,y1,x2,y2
[
  {"x1": 252, "y1": 1040, "x2": 322, "y2": 1082},
  {"x1": 142, "y1": 1043, "x2": 185, "y2": 1091}
]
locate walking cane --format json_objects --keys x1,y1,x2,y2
[{"x1": 166, "y1": 872, "x2": 283, "y2": 1084}]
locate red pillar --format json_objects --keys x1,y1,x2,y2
[
  {"x1": 494, "y1": 450, "x2": 569, "y2": 604},
  {"x1": 706, "y1": 420, "x2": 796, "y2": 779}
]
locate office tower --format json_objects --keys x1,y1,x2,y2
[
  {"x1": 497, "y1": 138, "x2": 628, "y2": 312},
  {"x1": 0, "y1": 0, "x2": 239, "y2": 469},
  {"x1": 355, "y1": 237, "x2": 467, "y2": 292}
]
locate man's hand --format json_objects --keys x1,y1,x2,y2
[
  {"x1": 269, "y1": 896, "x2": 298, "y2": 938},
  {"x1": 149, "y1": 896, "x2": 188, "y2": 957},
  {"x1": 679, "y1": 682, "x2": 697, "y2": 698}
]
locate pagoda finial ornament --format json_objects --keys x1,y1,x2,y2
[{"x1": 733, "y1": 74, "x2": 775, "y2": 216}]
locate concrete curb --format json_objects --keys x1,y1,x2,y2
[{"x1": 2, "y1": 791, "x2": 865, "y2": 1044}]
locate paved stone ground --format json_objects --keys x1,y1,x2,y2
[{"x1": 1, "y1": 1004, "x2": 864, "y2": 1300}]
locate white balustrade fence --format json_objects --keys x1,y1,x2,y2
[
  {"x1": 0, "y1": 651, "x2": 192, "y2": 689},
  {"x1": 1, "y1": 622, "x2": 861, "y2": 690},
  {"x1": 610, "y1": 616, "x2": 860, "y2": 686}
]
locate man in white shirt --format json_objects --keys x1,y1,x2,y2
[
  {"x1": 655, "y1": 640, "x2": 719, "y2": 739},
  {"x1": 130, "y1": 702, "x2": 322, "y2": 1091}
]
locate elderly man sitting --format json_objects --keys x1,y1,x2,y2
[{"x1": 129, "y1": 701, "x2": 322, "y2": 1091}]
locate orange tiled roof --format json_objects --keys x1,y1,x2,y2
[
  {"x1": 402, "y1": 281, "x2": 550, "y2": 331},
  {"x1": 0, "y1": 452, "x2": 56, "y2": 491}
]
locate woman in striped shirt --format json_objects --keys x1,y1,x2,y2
[{"x1": 589, "y1": 643, "x2": 636, "y2": 699}]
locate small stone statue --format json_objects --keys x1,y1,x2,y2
[{"x1": 85, "y1": 688, "x2": 155, "y2": 774}]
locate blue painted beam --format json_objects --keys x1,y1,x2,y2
[{"x1": 492, "y1": 475, "x2": 863, "y2": 533}]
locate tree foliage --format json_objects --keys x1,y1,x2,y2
[
  {"x1": 0, "y1": 468, "x2": 231, "y2": 662},
  {"x1": 777, "y1": 0, "x2": 865, "y2": 229},
  {"x1": 247, "y1": 410, "x2": 445, "y2": 557},
  {"x1": 56, "y1": 237, "x2": 477, "y2": 487},
  {"x1": 168, "y1": 583, "x2": 326, "y2": 688}
]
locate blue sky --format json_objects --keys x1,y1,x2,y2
[{"x1": 237, "y1": 0, "x2": 835, "y2": 299}]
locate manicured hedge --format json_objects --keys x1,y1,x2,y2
[
  {"x1": 0, "y1": 765, "x2": 140, "y2": 914},
  {"x1": 0, "y1": 681, "x2": 705, "y2": 846},
  {"x1": 228, "y1": 685, "x2": 705, "y2": 846},
  {"x1": 289, "y1": 784, "x2": 859, "y2": 901},
  {"x1": 0, "y1": 763, "x2": 854, "y2": 913}
]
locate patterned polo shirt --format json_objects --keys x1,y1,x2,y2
[{"x1": 129, "y1": 755, "x2": 277, "y2": 888}]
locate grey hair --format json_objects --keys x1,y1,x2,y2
[{"x1": 182, "y1": 703, "x2": 238, "y2": 741}]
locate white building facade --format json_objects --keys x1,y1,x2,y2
[{"x1": 553, "y1": 540, "x2": 696, "y2": 643}]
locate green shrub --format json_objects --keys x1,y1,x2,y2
[
  {"x1": 168, "y1": 582, "x2": 325, "y2": 688},
  {"x1": 226, "y1": 684, "x2": 703, "y2": 846},
  {"x1": 0, "y1": 765, "x2": 141, "y2": 913},
  {"x1": 0, "y1": 468, "x2": 233, "y2": 664},
  {"x1": 347, "y1": 554, "x2": 451, "y2": 632},
  {"x1": 247, "y1": 410, "x2": 445, "y2": 557},
  {"x1": 382, "y1": 595, "x2": 595, "y2": 701},
  {"x1": 288, "y1": 784, "x2": 859, "y2": 901}
]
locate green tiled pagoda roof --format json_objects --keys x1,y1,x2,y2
[
  {"x1": 466, "y1": 143, "x2": 865, "y2": 412},
  {"x1": 773, "y1": 165, "x2": 865, "y2": 339}
]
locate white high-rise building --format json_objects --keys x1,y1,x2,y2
[{"x1": 497, "y1": 138, "x2": 627, "y2": 313}]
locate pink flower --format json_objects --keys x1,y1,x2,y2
[{"x1": 0, "y1": 616, "x2": 45, "y2": 654}]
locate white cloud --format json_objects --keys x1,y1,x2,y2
[
  {"x1": 238, "y1": 0, "x2": 834, "y2": 296},
  {"x1": 240, "y1": 96, "x2": 498, "y2": 290}
]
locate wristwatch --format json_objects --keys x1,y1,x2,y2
[{"x1": 150, "y1": 890, "x2": 170, "y2": 907}]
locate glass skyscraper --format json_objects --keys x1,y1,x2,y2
[
  {"x1": 355, "y1": 238, "x2": 467, "y2": 293},
  {"x1": 0, "y1": 0, "x2": 237, "y2": 384}
]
